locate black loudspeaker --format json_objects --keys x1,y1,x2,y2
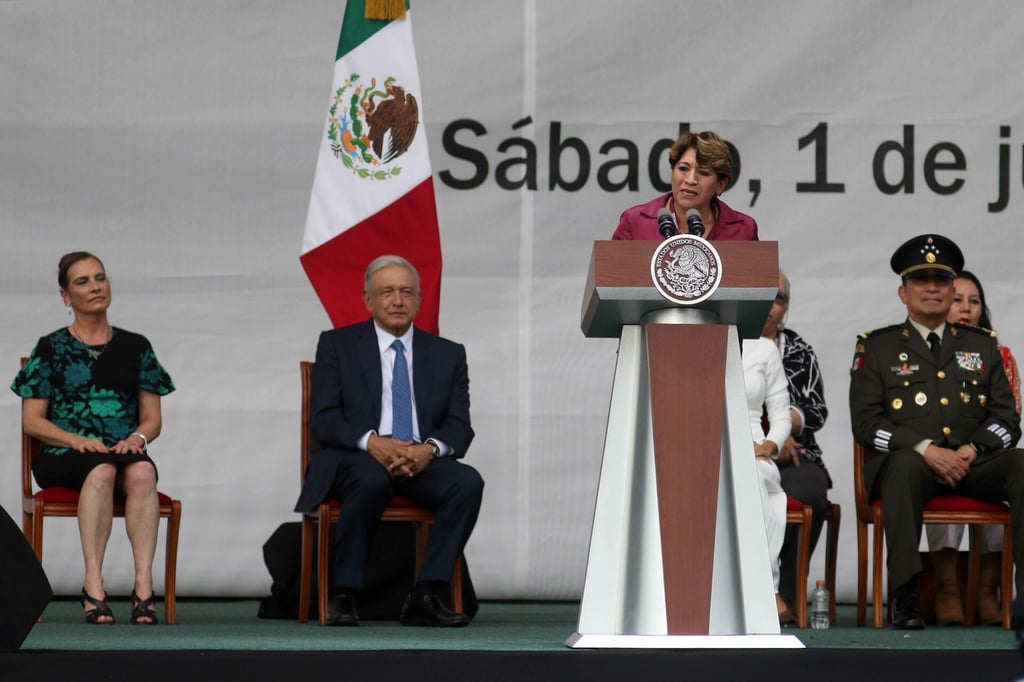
[{"x1": 0, "y1": 505, "x2": 52, "y2": 651}]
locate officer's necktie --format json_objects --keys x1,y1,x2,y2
[
  {"x1": 391, "y1": 339, "x2": 413, "y2": 441},
  {"x1": 927, "y1": 331, "x2": 941, "y2": 362}
]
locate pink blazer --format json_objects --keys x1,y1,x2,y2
[{"x1": 612, "y1": 193, "x2": 759, "y2": 241}]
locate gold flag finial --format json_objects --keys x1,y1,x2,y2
[{"x1": 365, "y1": 0, "x2": 406, "y2": 20}]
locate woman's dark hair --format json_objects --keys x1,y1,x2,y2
[
  {"x1": 667, "y1": 130, "x2": 733, "y2": 188},
  {"x1": 58, "y1": 252, "x2": 103, "y2": 290},
  {"x1": 956, "y1": 270, "x2": 993, "y2": 329}
]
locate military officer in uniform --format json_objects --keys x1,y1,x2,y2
[{"x1": 850, "y1": 234, "x2": 1024, "y2": 629}]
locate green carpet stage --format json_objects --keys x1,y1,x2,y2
[{"x1": 4, "y1": 600, "x2": 1024, "y2": 681}]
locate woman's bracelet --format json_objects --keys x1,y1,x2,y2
[{"x1": 130, "y1": 432, "x2": 148, "y2": 450}]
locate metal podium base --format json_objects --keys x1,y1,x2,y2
[
  {"x1": 565, "y1": 632, "x2": 804, "y2": 649},
  {"x1": 569, "y1": 312, "x2": 800, "y2": 649}
]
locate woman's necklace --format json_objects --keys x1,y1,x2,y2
[
  {"x1": 703, "y1": 206, "x2": 717, "y2": 237},
  {"x1": 71, "y1": 323, "x2": 114, "y2": 360}
]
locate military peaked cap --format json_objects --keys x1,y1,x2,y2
[{"x1": 890, "y1": 233, "x2": 964, "y2": 279}]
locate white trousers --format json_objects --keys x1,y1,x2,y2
[
  {"x1": 756, "y1": 458, "x2": 787, "y2": 591},
  {"x1": 926, "y1": 523, "x2": 1004, "y2": 553}
]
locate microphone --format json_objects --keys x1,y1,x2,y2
[
  {"x1": 685, "y1": 209, "x2": 706, "y2": 237},
  {"x1": 656, "y1": 208, "x2": 677, "y2": 239}
]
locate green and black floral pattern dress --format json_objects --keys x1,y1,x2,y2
[{"x1": 11, "y1": 327, "x2": 175, "y2": 489}]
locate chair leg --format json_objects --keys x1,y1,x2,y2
[
  {"x1": 872, "y1": 518, "x2": 885, "y2": 629},
  {"x1": 964, "y1": 525, "x2": 982, "y2": 627},
  {"x1": 299, "y1": 515, "x2": 313, "y2": 623},
  {"x1": 1002, "y1": 525, "x2": 1014, "y2": 630},
  {"x1": 32, "y1": 504, "x2": 44, "y2": 564},
  {"x1": 825, "y1": 504, "x2": 840, "y2": 624},
  {"x1": 28, "y1": 512, "x2": 44, "y2": 623},
  {"x1": 164, "y1": 500, "x2": 181, "y2": 625},
  {"x1": 317, "y1": 505, "x2": 332, "y2": 626},
  {"x1": 413, "y1": 521, "x2": 429, "y2": 579},
  {"x1": 452, "y1": 555, "x2": 464, "y2": 613},
  {"x1": 795, "y1": 507, "x2": 811, "y2": 628},
  {"x1": 857, "y1": 518, "x2": 867, "y2": 627}
]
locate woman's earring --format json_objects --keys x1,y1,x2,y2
[{"x1": 66, "y1": 304, "x2": 72, "y2": 317}]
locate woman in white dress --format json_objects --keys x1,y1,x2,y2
[{"x1": 742, "y1": 333, "x2": 793, "y2": 623}]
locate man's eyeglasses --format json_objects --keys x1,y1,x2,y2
[{"x1": 774, "y1": 290, "x2": 789, "y2": 304}]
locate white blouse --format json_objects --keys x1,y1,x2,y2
[{"x1": 741, "y1": 336, "x2": 792, "y2": 448}]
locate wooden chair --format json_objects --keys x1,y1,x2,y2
[
  {"x1": 19, "y1": 358, "x2": 182, "y2": 624},
  {"x1": 785, "y1": 497, "x2": 841, "y2": 627},
  {"x1": 853, "y1": 441, "x2": 1012, "y2": 628},
  {"x1": 297, "y1": 360, "x2": 463, "y2": 625}
]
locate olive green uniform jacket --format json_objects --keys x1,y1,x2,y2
[{"x1": 850, "y1": 320, "x2": 1024, "y2": 591}]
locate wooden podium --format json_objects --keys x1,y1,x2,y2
[{"x1": 566, "y1": 240, "x2": 803, "y2": 649}]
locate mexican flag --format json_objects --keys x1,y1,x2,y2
[{"x1": 301, "y1": 0, "x2": 442, "y2": 334}]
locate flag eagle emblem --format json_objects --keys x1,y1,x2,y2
[{"x1": 327, "y1": 74, "x2": 419, "y2": 181}]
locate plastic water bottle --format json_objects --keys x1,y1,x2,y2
[{"x1": 811, "y1": 580, "x2": 830, "y2": 630}]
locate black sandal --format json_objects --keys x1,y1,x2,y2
[
  {"x1": 130, "y1": 589, "x2": 159, "y2": 625},
  {"x1": 81, "y1": 588, "x2": 115, "y2": 624}
]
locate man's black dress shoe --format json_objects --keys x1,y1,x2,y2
[
  {"x1": 400, "y1": 592, "x2": 470, "y2": 627},
  {"x1": 326, "y1": 593, "x2": 359, "y2": 627},
  {"x1": 890, "y1": 590, "x2": 925, "y2": 630}
]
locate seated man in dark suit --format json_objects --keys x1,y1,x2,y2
[
  {"x1": 295, "y1": 254, "x2": 484, "y2": 627},
  {"x1": 850, "y1": 234, "x2": 1024, "y2": 629}
]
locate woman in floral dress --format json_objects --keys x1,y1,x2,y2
[{"x1": 11, "y1": 252, "x2": 174, "y2": 625}]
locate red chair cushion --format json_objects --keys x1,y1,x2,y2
[
  {"x1": 34, "y1": 487, "x2": 81, "y2": 504},
  {"x1": 871, "y1": 495, "x2": 1008, "y2": 513},
  {"x1": 323, "y1": 495, "x2": 421, "y2": 510},
  {"x1": 786, "y1": 497, "x2": 806, "y2": 512},
  {"x1": 924, "y1": 495, "x2": 1008, "y2": 513},
  {"x1": 35, "y1": 487, "x2": 174, "y2": 506}
]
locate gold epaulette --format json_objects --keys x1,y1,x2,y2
[{"x1": 952, "y1": 322, "x2": 998, "y2": 338}]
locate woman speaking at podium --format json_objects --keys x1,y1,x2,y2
[
  {"x1": 611, "y1": 130, "x2": 758, "y2": 241},
  {"x1": 610, "y1": 128, "x2": 784, "y2": 620}
]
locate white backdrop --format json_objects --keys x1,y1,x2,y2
[{"x1": 2, "y1": 0, "x2": 1023, "y2": 601}]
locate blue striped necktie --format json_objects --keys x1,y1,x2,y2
[{"x1": 391, "y1": 339, "x2": 413, "y2": 441}]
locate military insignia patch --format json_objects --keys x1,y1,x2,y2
[
  {"x1": 955, "y1": 351, "x2": 983, "y2": 372},
  {"x1": 891, "y1": 362, "x2": 919, "y2": 376}
]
